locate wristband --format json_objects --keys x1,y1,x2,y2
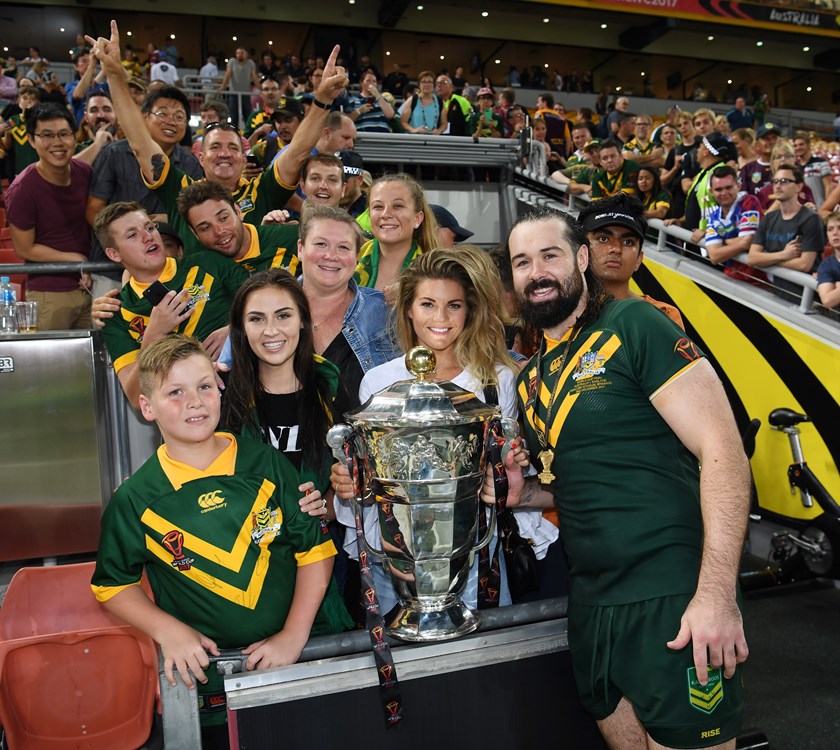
[{"x1": 312, "y1": 98, "x2": 330, "y2": 110}]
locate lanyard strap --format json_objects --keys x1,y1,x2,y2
[
  {"x1": 340, "y1": 437, "x2": 403, "y2": 729},
  {"x1": 477, "y1": 418, "x2": 508, "y2": 609}
]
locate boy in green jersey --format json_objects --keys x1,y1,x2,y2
[{"x1": 92, "y1": 335, "x2": 346, "y2": 736}]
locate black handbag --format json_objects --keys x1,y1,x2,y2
[{"x1": 497, "y1": 509, "x2": 540, "y2": 599}]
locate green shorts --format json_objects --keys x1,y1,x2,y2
[{"x1": 568, "y1": 593, "x2": 744, "y2": 749}]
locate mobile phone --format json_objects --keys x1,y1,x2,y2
[
  {"x1": 143, "y1": 280, "x2": 170, "y2": 306},
  {"x1": 246, "y1": 154, "x2": 259, "y2": 166}
]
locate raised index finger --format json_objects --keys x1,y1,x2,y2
[
  {"x1": 110, "y1": 18, "x2": 121, "y2": 46},
  {"x1": 324, "y1": 44, "x2": 340, "y2": 75}
]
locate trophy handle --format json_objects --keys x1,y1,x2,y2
[{"x1": 472, "y1": 505, "x2": 496, "y2": 552}]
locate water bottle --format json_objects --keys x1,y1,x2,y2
[{"x1": 0, "y1": 276, "x2": 18, "y2": 333}]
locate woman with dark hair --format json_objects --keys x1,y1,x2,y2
[{"x1": 636, "y1": 165, "x2": 671, "y2": 220}]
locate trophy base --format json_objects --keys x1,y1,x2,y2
[{"x1": 386, "y1": 599, "x2": 481, "y2": 642}]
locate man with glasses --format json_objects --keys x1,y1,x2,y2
[
  {"x1": 85, "y1": 82, "x2": 202, "y2": 296},
  {"x1": 245, "y1": 77, "x2": 283, "y2": 140},
  {"x1": 747, "y1": 163, "x2": 823, "y2": 302},
  {"x1": 5, "y1": 104, "x2": 94, "y2": 329},
  {"x1": 435, "y1": 74, "x2": 473, "y2": 137},
  {"x1": 622, "y1": 114, "x2": 664, "y2": 169}
]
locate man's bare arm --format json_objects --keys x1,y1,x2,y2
[{"x1": 10, "y1": 225, "x2": 87, "y2": 264}]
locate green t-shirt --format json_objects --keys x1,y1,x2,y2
[
  {"x1": 517, "y1": 298, "x2": 706, "y2": 606},
  {"x1": 92, "y1": 433, "x2": 347, "y2": 646},
  {"x1": 102, "y1": 253, "x2": 249, "y2": 374},
  {"x1": 144, "y1": 152, "x2": 297, "y2": 257}
]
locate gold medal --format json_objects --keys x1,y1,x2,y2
[{"x1": 537, "y1": 448, "x2": 556, "y2": 484}]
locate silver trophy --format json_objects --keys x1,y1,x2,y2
[{"x1": 327, "y1": 347, "x2": 518, "y2": 642}]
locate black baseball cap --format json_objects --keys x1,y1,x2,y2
[
  {"x1": 336, "y1": 149, "x2": 364, "y2": 176},
  {"x1": 580, "y1": 205, "x2": 647, "y2": 244},
  {"x1": 431, "y1": 205, "x2": 473, "y2": 242},
  {"x1": 274, "y1": 96, "x2": 305, "y2": 120}
]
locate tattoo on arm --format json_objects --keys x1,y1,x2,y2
[{"x1": 151, "y1": 153, "x2": 165, "y2": 182}]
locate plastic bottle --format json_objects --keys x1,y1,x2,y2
[{"x1": 0, "y1": 276, "x2": 18, "y2": 333}]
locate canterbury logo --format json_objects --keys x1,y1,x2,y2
[{"x1": 198, "y1": 490, "x2": 225, "y2": 508}]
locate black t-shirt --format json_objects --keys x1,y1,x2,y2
[
  {"x1": 256, "y1": 391, "x2": 303, "y2": 471},
  {"x1": 323, "y1": 333, "x2": 364, "y2": 414}
]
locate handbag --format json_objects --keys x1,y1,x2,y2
[{"x1": 497, "y1": 509, "x2": 540, "y2": 599}]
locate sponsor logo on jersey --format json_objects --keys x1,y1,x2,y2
[
  {"x1": 183, "y1": 284, "x2": 210, "y2": 312},
  {"x1": 197, "y1": 488, "x2": 226, "y2": 513},
  {"x1": 162, "y1": 529, "x2": 195, "y2": 571},
  {"x1": 572, "y1": 350, "x2": 606, "y2": 381},
  {"x1": 237, "y1": 197, "x2": 254, "y2": 213},
  {"x1": 674, "y1": 337, "x2": 701, "y2": 362},
  {"x1": 687, "y1": 666, "x2": 723, "y2": 714},
  {"x1": 250, "y1": 505, "x2": 281, "y2": 544}
]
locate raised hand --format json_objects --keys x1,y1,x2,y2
[
  {"x1": 315, "y1": 45, "x2": 349, "y2": 104},
  {"x1": 85, "y1": 19, "x2": 123, "y2": 76}
]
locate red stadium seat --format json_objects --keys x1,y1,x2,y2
[{"x1": 0, "y1": 563, "x2": 158, "y2": 750}]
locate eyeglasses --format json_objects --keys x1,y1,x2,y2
[
  {"x1": 150, "y1": 110, "x2": 188, "y2": 124},
  {"x1": 771, "y1": 178, "x2": 795, "y2": 186},
  {"x1": 204, "y1": 121, "x2": 238, "y2": 134},
  {"x1": 33, "y1": 130, "x2": 75, "y2": 142}
]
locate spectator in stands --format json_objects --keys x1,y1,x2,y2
[
  {"x1": 452, "y1": 66, "x2": 467, "y2": 94},
  {"x1": 65, "y1": 51, "x2": 108, "y2": 127},
  {"x1": 73, "y1": 93, "x2": 118, "y2": 164},
  {"x1": 354, "y1": 173, "x2": 438, "y2": 303},
  {"x1": 726, "y1": 97, "x2": 755, "y2": 131},
  {"x1": 431, "y1": 204, "x2": 473, "y2": 247},
  {"x1": 217, "y1": 47, "x2": 260, "y2": 126},
  {"x1": 731, "y1": 128, "x2": 756, "y2": 169},
  {"x1": 383, "y1": 64, "x2": 408, "y2": 98},
  {"x1": 757, "y1": 141, "x2": 814, "y2": 214},
  {"x1": 298, "y1": 153, "x2": 346, "y2": 210},
  {"x1": 337, "y1": 149, "x2": 367, "y2": 220},
  {"x1": 817, "y1": 212, "x2": 840, "y2": 311},
  {"x1": 436, "y1": 74, "x2": 474, "y2": 137},
  {"x1": 198, "y1": 55, "x2": 219, "y2": 86},
  {"x1": 248, "y1": 96, "x2": 304, "y2": 154},
  {"x1": 605, "y1": 95, "x2": 630, "y2": 138},
  {"x1": 567, "y1": 122, "x2": 592, "y2": 166},
  {"x1": 575, "y1": 107, "x2": 598, "y2": 138},
  {"x1": 740, "y1": 122, "x2": 779, "y2": 196},
  {"x1": 590, "y1": 139, "x2": 639, "y2": 201},
  {"x1": 1, "y1": 86, "x2": 41, "y2": 177},
  {"x1": 635, "y1": 166, "x2": 670, "y2": 220},
  {"x1": 149, "y1": 52, "x2": 180, "y2": 87},
  {"x1": 613, "y1": 113, "x2": 635, "y2": 147},
  {"x1": 471, "y1": 87, "x2": 502, "y2": 139},
  {"x1": 819, "y1": 184, "x2": 840, "y2": 220},
  {"x1": 402, "y1": 70, "x2": 447, "y2": 135},
  {"x1": 245, "y1": 77, "x2": 285, "y2": 139},
  {"x1": 792, "y1": 130, "x2": 833, "y2": 208},
  {"x1": 703, "y1": 165, "x2": 765, "y2": 286},
  {"x1": 347, "y1": 70, "x2": 394, "y2": 133},
  {"x1": 622, "y1": 114, "x2": 664, "y2": 169},
  {"x1": 534, "y1": 92, "x2": 571, "y2": 158},
  {"x1": 549, "y1": 138, "x2": 601, "y2": 196},
  {"x1": 257, "y1": 50, "x2": 280, "y2": 80},
  {"x1": 754, "y1": 93, "x2": 770, "y2": 127},
  {"x1": 5, "y1": 104, "x2": 93, "y2": 330},
  {"x1": 714, "y1": 115, "x2": 731, "y2": 137},
  {"x1": 680, "y1": 108, "x2": 715, "y2": 190},
  {"x1": 351, "y1": 53, "x2": 379, "y2": 86},
  {"x1": 651, "y1": 104, "x2": 681, "y2": 144},
  {"x1": 747, "y1": 164, "x2": 823, "y2": 302},
  {"x1": 578, "y1": 193, "x2": 684, "y2": 327},
  {"x1": 496, "y1": 88, "x2": 518, "y2": 136},
  {"x1": 658, "y1": 123, "x2": 682, "y2": 189},
  {"x1": 127, "y1": 76, "x2": 147, "y2": 107},
  {"x1": 192, "y1": 99, "x2": 248, "y2": 157}
]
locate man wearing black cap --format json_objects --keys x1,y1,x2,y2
[
  {"x1": 739, "y1": 123, "x2": 779, "y2": 197},
  {"x1": 248, "y1": 96, "x2": 305, "y2": 151},
  {"x1": 431, "y1": 205, "x2": 474, "y2": 248},
  {"x1": 337, "y1": 149, "x2": 367, "y2": 219},
  {"x1": 579, "y1": 193, "x2": 684, "y2": 327}
]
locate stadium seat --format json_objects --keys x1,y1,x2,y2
[
  {"x1": 0, "y1": 563, "x2": 158, "y2": 750},
  {"x1": 0, "y1": 227, "x2": 10, "y2": 243}
]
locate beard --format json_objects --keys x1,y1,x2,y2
[{"x1": 517, "y1": 272, "x2": 585, "y2": 331}]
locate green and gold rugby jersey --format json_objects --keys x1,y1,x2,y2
[
  {"x1": 517, "y1": 298, "x2": 706, "y2": 606},
  {"x1": 233, "y1": 223, "x2": 300, "y2": 277},
  {"x1": 92, "y1": 433, "x2": 345, "y2": 647},
  {"x1": 102, "y1": 253, "x2": 248, "y2": 375},
  {"x1": 354, "y1": 238, "x2": 423, "y2": 288},
  {"x1": 590, "y1": 158, "x2": 640, "y2": 200},
  {"x1": 143, "y1": 151, "x2": 297, "y2": 257},
  {"x1": 6, "y1": 114, "x2": 38, "y2": 173}
]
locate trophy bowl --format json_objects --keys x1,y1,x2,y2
[{"x1": 328, "y1": 347, "x2": 517, "y2": 642}]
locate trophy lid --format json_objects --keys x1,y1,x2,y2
[{"x1": 347, "y1": 346, "x2": 499, "y2": 426}]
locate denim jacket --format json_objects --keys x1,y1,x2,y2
[
  {"x1": 341, "y1": 278, "x2": 400, "y2": 372},
  {"x1": 217, "y1": 278, "x2": 399, "y2": 371}
]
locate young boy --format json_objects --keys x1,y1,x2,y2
[
  {"x1": 817, "y1": 211, "x2": 840, "y2": 311},
  {"x1": 94, "y1": 201, "x2": 250, "y2": 409},
  {"x1": 91, "y1": 335, "x2": 347, "y2": 738}
]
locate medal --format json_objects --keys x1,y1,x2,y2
[{"x1": 537, "y1": 449, "x2": 556, "y2": 484}]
